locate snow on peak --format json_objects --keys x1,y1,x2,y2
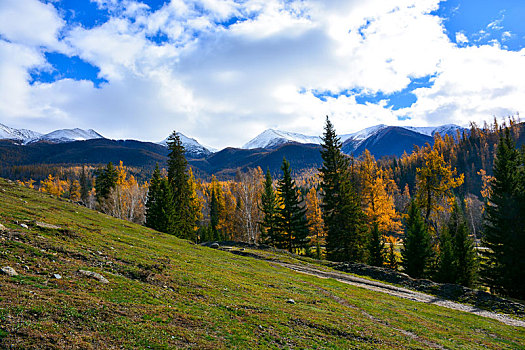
[
  {"x1": 36, "y1": 128, "x2": 104, "y2": 143},
  {"x1": 343, "y1": 124, "x2": 389, "y2": 141},
  {"x1": 0, "y1": 123, "x2": 42, "y2": 142},
  {"x1": 242, "y1": 129, "x2": 321, "y2": 149},
  {"x1": 158, "y1": 132, "x2": 214, "y2": 155},
  {"x1": 401, "y1": 124, "x2": 465, "y2": 137}
]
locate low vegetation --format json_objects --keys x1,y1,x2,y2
[{"x1": 1, "y1": 178, "x2": 524, "y2": 349}]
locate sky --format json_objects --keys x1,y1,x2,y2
[{"x1": 0, "y1": 0, "x2": 524, "y2": 149}]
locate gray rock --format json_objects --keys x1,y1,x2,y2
[
  {"x1": 20, "y1": 223, "x2": 29, "y2": 229},
  {"x1": 1, "y1": 266, "x2": 18, "y2": 276},
  {"x1": 0, "y1": 223, "x2": 6, "y2": 232},
  {"x1": 286, "y1": 299, "x2": 296, "y2": 304},
  {"x1": 78, "y1": 270, "x2": 109, "y2": 284},
  {"x1": 210, "y1": 242, "x2": 220, "y2": 249},
  {"x1": 35, "y1": 221, "x2": 61, "y2": 230},
  {"x1": 53, "y1": 274, "x2": 62, "y2": 279}
]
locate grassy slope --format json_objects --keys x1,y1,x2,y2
[{"x1": 0, "y1": 178, "x2": 524, "y2": 349}]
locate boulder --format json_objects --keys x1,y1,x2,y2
[
  {"x1": 0, "y1": 223, "x2": 6, "y2": 232},
  {"x1": 53, "y1": 274, "x2": 62, "y2": 279},
  {"x1": 286, "y1": 299, "x2": 296, "y2": 304},
  {"x1": 35, "y1": 221, "x2": 61, "y2": 230},
  {"x1": 1, "y1": 266, "x2": 18, "y2": 277},
  {"x1": 78, "y1": 270, "x2": 109, "y2": 284},
  {"x1": 210, "y1": 242, "x2": 220, "y2": 249},
  {"x1": 20, "y1": 223, "x2": 28, "y2": 229}
]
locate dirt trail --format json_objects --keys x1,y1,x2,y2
[{"x1": 277, "y1": 262, "x2": 525, "y2": 328}]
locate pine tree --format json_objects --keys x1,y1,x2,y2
[
  {"x1": 79, "y1": 165, "x2": 90, "y2": 204},
  {"x1": 482, "y1": 129, "x2": 524, "y2": 297},
  {"x1": 319, "y1": 116, "x2": 367, "y2": 262},
  {"x1": 259, "y1": 169, "x2": 279, "y2": 246},
  {"x1": 276, "y1": 158, "x2": 310, "y2": 253},
  {"x1": 385, "y1": 236, "x2": 399, "y2": 270},
  {"x1": 368, "y1": 221, "x2": 385, "y2": 267},
  {"x1": 401, "y1": 201, "x2": 433, "y2": 278},
  {"x1": 166, "y1": 131, "x2": 196, "y2": 241},
  {"x1": 145, "y1": 164, "x2": 164, "y2": 231},
  {"x1": 450, "y1": 201, "x2": 477, "y2": 287},
  {"x1": 95, "y1": 162, "x2": 118, "y2": 202}
]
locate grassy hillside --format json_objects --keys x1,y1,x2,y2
[{"x1": 0, "y1": 178, "x2": 524, "y2": 349}]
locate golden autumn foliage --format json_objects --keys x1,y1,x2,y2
[
  {"x1": 305, "y1": 187, "x2": 325, "y2": 257},
  {"x1": 416, "y1": 145, "x2": 464, "y2": 233},
  {"x1": 359, "y1": 150, "x2": 402, "y2": 234}
]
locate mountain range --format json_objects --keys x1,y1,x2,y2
[{"x1": 0, "y1": 122, "x2": 468, "y2": 178}]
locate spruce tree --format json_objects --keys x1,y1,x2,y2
[
  {"x1": 166, "y1": 131, "x2": 196, "y2": 240},
  {"x1": 95, "y1": 162, "x2": 118, "y2": 202},
  {"x1": 450, "y1": 201, "x2": 477, "y2": 287},
  {"x1": 401, "y1": 201, "x2": 433, "y2": 278},
  {"x1": 79, "y1": 165, "x2": 90, "y2": 204},
  {"x1": 319, "y1": 116, "x2": 367, "y2": 262},
  {"x1": 482, "y1": 129, "x2": 524, "y2": 298},
  {"x1": 276, "y1": 158, "x2": 310, "y2": 253},
  {"x1": 259, "y1": 169, "x2": 279, "y2": 246},
  {"x1": 145, "y1": 164, "x2": 162, "y2": 231},
  {"x1": 368, "y1": 221, "x2": 385, "y2": 267}
]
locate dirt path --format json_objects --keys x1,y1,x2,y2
[{"x1": 277, "y1": 262, "x2": 525, "y2": 328}]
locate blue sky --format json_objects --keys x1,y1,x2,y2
[{"x1": 1, "y1": 0, "x2": 524, "y2": 148}]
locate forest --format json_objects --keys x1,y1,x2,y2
[{"x1": 10, "y1": 116, "x2": 525, "y2": 300}]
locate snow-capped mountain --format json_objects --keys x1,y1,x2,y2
[
  {"x1": 0, "y1": 123, "x2": 42, "y2": 142},
  {"x1": 402, "y1": 124, "x2": 466, "y2": 138},
  {"x1": 158, "y1": 132, "x2": 214, "y2": 157},
  {"x1": 242, "y1": 124, "x2": 467, "y2": 151},
  {"x1": 34, "y1": 128, "x2": 104, "y2": 143},
  {"x1": 242, "y1": 129, "x2": 321, "y2": 149}
]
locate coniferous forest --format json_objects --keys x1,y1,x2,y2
[{"x1": 7, "y1": 116, "x2": 525, "y2": 300}]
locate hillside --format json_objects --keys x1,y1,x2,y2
[{"x1": 1, "y1": 178, "x2": 524, "y2": 349}]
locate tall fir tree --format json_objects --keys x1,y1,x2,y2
[
  {"x1": 482, "y1": 129, "x2": 524, "y2": 298},
  {"x1": 259, "y1": 169, "x2": 279, "y2": 245},
  {"x1": 145, "y1": 164, "x2": 164, "y2": 231},
  {"x1": 275, "y1": 158, "x2": 310, "y2": 253},
  {"x1": 367, "y1": 222, "x2": 385, "y2": 267},
  {"x1": 79, "y1": 165, "x2": 90, "y2": 204},
  {"x1": 450, "y1": 201, "x2": 477, "y2": 287},
  {"x1": 401, "y1": 201, "x2": 433, "y2": 278},
  {"x1": 319, "y1": 116, "x2": 367, "y2": 262},
  {"x1": 166, "y1": 131, "x2": 197, "y2": 241},
  {"x1": 95, "y1": 162, "x2": 118, "y2": 202}
]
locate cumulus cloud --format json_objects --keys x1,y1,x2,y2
[{"x1": 1, "y1": 0, "x2": 524, "y2": 149}]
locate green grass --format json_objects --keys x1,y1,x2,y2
[{"x1": 0, "y1": 178, "x2": 524, "y2": 349}]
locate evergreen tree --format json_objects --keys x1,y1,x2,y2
[
  {"x1": 482, "y1": 129, "x2": 524, "y2": 298},
  {"x1": 401, "y1": 201, "x2": 433, "y2": 278},
  {"x1": 275, "y1": 158, "x2": 310, "y2": 253},
  {"x1": 79, "y1": 165, "x2": 90, "y2": 204},
  {"x1": 367, "y1": 222, "x2": 385, "y2": 267},
  {"x1": 95, "y1": 162, "x2": 118, "y2": 202},
  {"x1": 145, "y1": 164, "x2": 163, "y2": 231},
  {"x1": 450, "y1": 201, "x2": 477, "y2": 287},
  {"x1": 385, "y1": 236, "x2": 399, "y2": 270},
  {"x1": 166, "y1": 132, "x2": 197, "y2": 241},
  {"x1": 319, "y1": 116, "x2": 367, "y2": 262},
  {"x1": 259, "y1": 169, "x2": 279, "y2": 245}
]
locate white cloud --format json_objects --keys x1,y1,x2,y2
[
  {"x1": 0, "y1": 0, "x2": 65, "y2": 49},
  {"x1": 1, "y1": 0, "x2": 524, "y2": 149},
  {"x1": 455, "y1": 32, "x2": 468, "y2": 44}
]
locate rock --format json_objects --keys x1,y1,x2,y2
[
  {"x1": 53, "y1": 274, "x2": 62, "y2": 279},
  {"x1": 35, "y1": 221, "x2": 61, "y2": 230},
  {"x1": 286, "y1": 299, "x2": 296, "y2": 304},
  {"x1": 78, "y1": 270, "x2": 109, "y2": 284},
  {"x1": 1, "y1": 266, "x2": 18, "y2": 276},
  {"x1": 210, "y1": 242, "x2": 220, "y2": 249},
  {"x1": 0, "y1": 223, "x2": 6, "y2": 232},
  {"x1": 20, "y1": 223, "x2": 28, "y2": 229}
]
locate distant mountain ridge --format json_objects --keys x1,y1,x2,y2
[{"x1": 242, "y1": 124, "x2": 467, "y2": 151}]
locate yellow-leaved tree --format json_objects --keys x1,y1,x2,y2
[
  {"x1": 359, "y1": 150, "x2": 401, "y2": 233},
  {"x1": 305, "y1": 187, "x2": 325, "y2": 259}
]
